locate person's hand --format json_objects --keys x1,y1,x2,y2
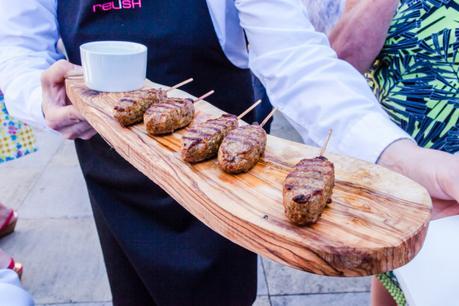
[
  {"x1": 378, "y1": 139, "x2": 459, "y2": 203},
  {"x1": 431, "y1": 198, "x2": 459, "y2": 220},
  {"x1": 41, "y1": 59, "x2": 96, "y2": 140}
]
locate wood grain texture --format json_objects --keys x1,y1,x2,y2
[{"x1": 66, "y1": 79, "x2": 432, "y2": 277}]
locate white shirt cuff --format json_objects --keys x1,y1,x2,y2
[
  {"x1": 336, "y1": 112, "x2": 412, "y2": 163},
  {"x1": 28, "y1": 86, "x2": 47, "y2": 129}
]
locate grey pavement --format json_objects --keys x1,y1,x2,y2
[{"x1": 0, "y1": 114, "x2": 370, "y2": 306}]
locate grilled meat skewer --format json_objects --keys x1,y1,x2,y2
[
  {"x1": 181, "y1": 114, "x2": 239, "y2": 163},
  {"x1": 113, "y1": 78, "x2": 194, "y2": 127},
  {"x1": 283, "y1": 156, "x2": 335, "y2": 225},
  {"x1": 217, "y1": 124, "x2": 267, "y2": 173},
  {"x1": 283, "y1": 130, "x2": 335, "y2": 226},
  {"x1": 217, "y1": 108, "x2": 274, "y2": 174},
  {"x1": 114, "y1": 89, "x2": 165, "y2": 127},
  {"x1": 144, "y1": 90, "x2": 214, "y2": 136},
  {"x1": 181, "y1": 100, "x2": 262, "y2": 163},
  {"x1": 144, "y1": 97, "x2": 194, "y2": 135}
]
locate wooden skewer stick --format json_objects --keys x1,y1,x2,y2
[
  {"x1": 238, "y1": 99, "x2": 262, "y2": 120},
  {"x1": 166, "y1": 78, "x2": 194, "y2": 93},
  {"x1": 260, "y1": 108, "x2": 277, "y2": 128},
  {"x1": 319, "y1": 129, "x2": 333, "y2": 157},
  {"x1": 193, "y1": 90, "x2": 215, "y2": 103}
]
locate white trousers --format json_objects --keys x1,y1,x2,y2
[
  {"x1": 0, "y1": 269, "x2": 34, "y2": 306},
  {"x1": 395, "y1": 215, "x2": 459, "y2": 306}
]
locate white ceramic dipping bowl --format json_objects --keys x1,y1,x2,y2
[{"x1": 80, "y1": 41, "x2": 147, "y2": 92}]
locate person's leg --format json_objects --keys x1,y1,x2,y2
[
  {"x1": 90, "y1": 197, "x2": 156, "y2": 306},
  {"x1": 371, "y1": 276, "x2": 396, "y2": 306},
  {"x1": 0, "y1": 269, "x2": 34, "y2": 306}
]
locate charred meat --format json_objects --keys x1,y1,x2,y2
[
  {"x1": 181, "y1": 114, "x2": 239, "y2": 163},
  {"x1": 114, "y1": 89, "x2": 166, "y2": 127},
  {"x1": 283, "y1": 156, "x2": 335, "y2": 226},
  {"x1": 217, "y1": 124, "x2": 267, "y2": 174},
  {"x1": 144, "y1": 97, "x2": 194, "y2": 135}
]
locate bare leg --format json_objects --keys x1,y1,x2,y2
[{"x1": 371, "y1": 277, "x2": 396, "y2": 306}]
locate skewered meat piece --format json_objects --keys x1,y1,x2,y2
[
  {"x1": 283, "y1": 156, "x2": 335, "y2": 226},
  {"x1": 144, "y1": 97, "x2": 194, "y2": 135},
  {"x1": 217, "y1": 124, "x2": 267, "y2": 174},
  {"x1": 114, "y1": 89, "x2": 166, "y2": 127},
  {"x1": 181, "y1": 114, "x2": 239, "y2": 163}
]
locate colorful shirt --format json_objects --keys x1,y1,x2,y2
[
  {"x1": 368, "y1": 0, "x2": 459, "y2": 153},
  {"x1": 0, "y1": 92, "x2": 37, "y2": 163}
]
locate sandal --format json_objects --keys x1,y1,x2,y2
[
  {"x1": 0, "y1": 204, "x2": 18, "y2": 238},
  {"x1": 0, "y1": 248, "x2": 23, "y2": 279}
]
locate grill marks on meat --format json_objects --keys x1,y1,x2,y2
[
  {"x1": 283, "y1": 156, "x2": 335, "y2": 226},
  {"x1": 218, "y1": 125, "x2": 267, "y2": 174},
  {"x1": 181, "y1": 114, "x2": 239, "y2": 163},
  {"x1": 144, "y1": 98, "x2": 194, "y2": 135},
  {"x1": 114, "y1": 89, "x2": 166, "y2": 127}
]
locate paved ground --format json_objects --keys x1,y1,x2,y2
[{"x1": 0, "y1": 114, "x2": 370, "y2": 306}]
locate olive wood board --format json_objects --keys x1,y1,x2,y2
[{"x1": 66, "y1": 78, "x2": 432, "y2": 277}]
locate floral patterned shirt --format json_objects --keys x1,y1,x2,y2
[{"x1": 0, "y1": 91, "x2": 37, "y2": 163}]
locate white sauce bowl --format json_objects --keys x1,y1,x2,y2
[{"x1": 80, "y1": 41, "x2": 147, "y2": 92}]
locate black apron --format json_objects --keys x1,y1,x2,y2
[{"x1": 57, "y1": 1, "x2": 257, "y2": 305}]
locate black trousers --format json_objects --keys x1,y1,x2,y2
[
  {"x1": 91, "y1": 199, "x2": 157, "y2": 305},
  {"x1": 76, "y1": 136, "x2": 257, "y2": 306}
]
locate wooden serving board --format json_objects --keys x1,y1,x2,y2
[{"x1": 66, "y1": 79, "x2": 432, "y2": 277}]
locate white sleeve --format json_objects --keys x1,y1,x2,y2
[
  {"x1": 235, "y1": 0, "x2": 411, "y2": 163},
  {"x1": 0, "y1": 0, "x2": 64, "y2": 128}
]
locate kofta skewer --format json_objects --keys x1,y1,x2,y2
[
  {"x1": 283, "y1": 129, "x2": 335, "y2": 226},
  {"x1": 217, "y1": 108, "x2": 277, "y2": 174},
  {"x1": 181, "y1": 100, "x2": 262, "y2": 163},
  {"x1": 113, "y1": 78, "x2": 194, "y2": 127},
  {"x1": 144, "y1": 90, "x2": 215, "y2": 136}
]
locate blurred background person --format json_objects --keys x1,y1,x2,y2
[
  {"x1": 330, "y1": 0, "x2": 459, "y2": 305},
  {"x1": 0, "y1": 88, "x2": 37, "y2": 274},
  {"x1": 0, "y1": 90, "x2": 36, "y2": 305},
  {"x1": 331, "y1": 0, "x2": 458, "y2": 153}
]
